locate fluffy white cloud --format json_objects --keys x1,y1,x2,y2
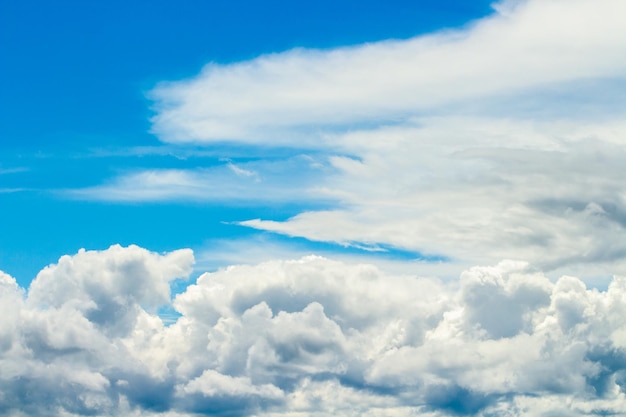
[
  {"x1": 32, "y1": 3, "x2": 626, "y2": 413},
  {"x1": 0, "y1": 246, "x2": 194, "y2": 416},
  {"x1": 2, "y1": 245, "x2": 626, "y2": 416}
]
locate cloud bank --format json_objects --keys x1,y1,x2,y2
[
  {"x1": 70, "y1": 0, "x2": 626, "y2": 275},
  {"x1": 2, "y1": 245, "x2": 626, "y2": 416}
]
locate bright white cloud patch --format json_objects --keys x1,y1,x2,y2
[
  {"x1": 2, "y1": 245, "x2": 626, "y2": 416},
  {"x1": 150, "y1": 0, "x2": 626, "y2": 144}
]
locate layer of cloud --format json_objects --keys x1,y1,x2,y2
[
  {"x1": 2, "y1": 245, "x2": 626, "y2": 416},
  {"x1": 149, "y1": 0, "x2": 626, "y2": 144},
  {"x1": 70, "y1": 0, "x2": 624, "y2": 275}
]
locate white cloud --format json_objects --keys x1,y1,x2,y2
[
  {"x1": 239, "y1": 115, "x2": 626, "y2": 274},
  {"x1": 2, "y1": 245, "x2": 626, "y2": 416},
  {"x1": 106, "y1": 0, "x2": 626, "y2": 275},
  {"x1": 0, "y1": 167, "x2": 28, "y2": 175},
  {"x1": 68, "y1": 154, "x2": 333, "y2": 203},
  {"x1": 181, "y1": 368, "x2": 281, "y2": 398},
  {"x1": 149, "y1": 0, "x2": 626, "y2": 145},
  {"x1": 227, "y1": 161, "x2": 259, "y2": 180}
]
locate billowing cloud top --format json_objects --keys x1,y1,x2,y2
[{"x1": 2, "y1": 245, "x2": 626, "y2": 416}]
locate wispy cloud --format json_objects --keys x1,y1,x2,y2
[
  {"x1": 226, "y1": 161, "x2": 260, "y2": 181},
  {"x1": 139, "y1": 0, "x2": 626, "y2": 274},
  {"x1": 11, "y1": 1, "x2": 626, "y2": 415},
  {"x1": 192, "y1": 234, "x2": 453, "y2": 282},
  {"x1": 67, "y1": 155, "x2": 333, "y2": 204},
  {"x1": 0, "y1": 166, "x2": 29, "y2": 194},
  {"x1": 240, "y1": 118, "x2": 626, "y2": 273},
  {"x1": 149, "y1": 0, "x2": 626, "y2": 145},
  {"x1": 0, "y1": 167, "x2": 29, "y2": 175}
]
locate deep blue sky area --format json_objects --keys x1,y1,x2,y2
[{"x1": 0, "y1": 0, "x2": 494, "y2": 286}]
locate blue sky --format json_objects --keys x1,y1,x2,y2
[
  {"x1": 0, "y1": 0, "x2": 493, "y2": 287},
  {"x1": 2, "y1": 1, "x2": 626, "y2": 416}
]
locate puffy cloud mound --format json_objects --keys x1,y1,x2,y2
[{"x1": 2, "y1": 245, "x2": 626, "y2": 416}]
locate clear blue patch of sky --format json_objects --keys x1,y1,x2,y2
[
  {"x1": 0, "y1": 192, "x2": 320, "y2": 287},
  {"x1": 1, "y1": 0, "x2": 495, "y2": 287}
]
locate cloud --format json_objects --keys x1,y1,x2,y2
[
  {"x1": 236, "y1": 117, "x2": 626, "y2": 273},
  {"x1": 149, "y1": 0, "x2": 626, "y2": 145},
  {"x1": 67, "y1": 154, "x2": 334, "y2": 203},
  {"x1": 0, "y1": 167, "x2": 29, "y2": 175},
  {"x1": 9, "y1": 0, "x2": 626, "y2": 416},
  {"x1": 85, "y1": 0, "x2": 624, "y2": 275},
  {"x1": 2, "y1": 245, "x2": 626, "y2": 416}
]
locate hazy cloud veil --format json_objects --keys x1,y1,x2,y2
[{"x1": 5, "y1": 0, "x2": 626, "y2": 416}]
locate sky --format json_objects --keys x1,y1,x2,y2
[
  {"x1": 1, "y1": 0, "x2": 626, "y2": 416},
  {"x1": 0, "y1": 0, "x2": 495, "y2": 285}
]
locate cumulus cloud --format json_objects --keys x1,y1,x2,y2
[{"x1": 2, "y1": 245, "x2": 626, "y2": 416}]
